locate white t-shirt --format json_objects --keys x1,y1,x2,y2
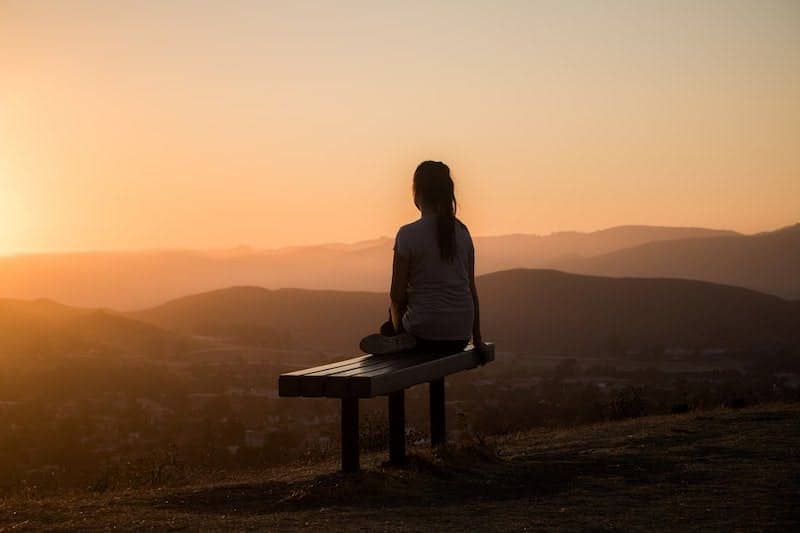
[{"x1": 394, "y1": 214, "x2": 475, "y2": 341}]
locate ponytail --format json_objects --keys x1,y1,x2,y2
[{"x1": 413, "y1": 161, "x2": 458, "y2": 262}]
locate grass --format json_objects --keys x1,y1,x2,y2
[{"x1": 1, "y1": 403, "x2": 799, "y2": 531}]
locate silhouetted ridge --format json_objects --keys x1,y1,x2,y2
[
  {"x1": 132, "y1": 269, "x2": 800, "y2": 357},
  {"x1": 0, "y1": 224, "x2": 747, "y2": 309},
  {"x1": 551, "y1": 224, "x2": 800, "y2": 299},
  {"x1": 130, "y1": 286, "x2": 387, "y2": 352},
  {"x1": 0, "y1": 298, "x2": 180, "y2": 359},
  {"x1": 4, "y1": 268, "x2": 796, "y2": 360},
  {"x1": 476, "y1": 269, "x2": 799, "y2": 355}
]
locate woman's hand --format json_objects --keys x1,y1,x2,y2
[{"x1": 473, "y1": 338, "x2": 491, "y2": 365}]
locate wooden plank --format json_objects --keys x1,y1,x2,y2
[
  {"x1": 279, "y1": 354, "x2": 372, "y2": 396},
  {"x1": 349, "y1": 349, "x2": 476, "y2": 386},
  {"x1": 295, "y1": 354, "x2": 407, "y2": 397},
  {"x1": 281, "y1": 354, "x2": 372, "y2": 377},
  {"x1": 280, "y1": 343, "x2": 494, "y2": 398},
  {"x1": 359, "y1": 343, "x2": 494, "y2": 397},
  {"x1": 280, "y1": 353, "x2": 402, "y2": 397},
  {"x1": 304, "y1": 353, "x2": 402, "y2": 377},
  {"x1": 329, "y1": 353, "x2": 433, "y2": 378},
  {"x1": 324, "y1": 353, "x2": 437, "y2": 397}
]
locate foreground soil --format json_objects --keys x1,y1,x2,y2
[{"x1": 2, "y1": 403, "x2": 799, "y2": 531}]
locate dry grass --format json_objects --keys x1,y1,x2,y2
[{"x1": 1, "y1": 403, "x2": 798, "y2": 531}]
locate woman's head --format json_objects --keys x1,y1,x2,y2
[
  {"x1": 413, "y1": 161, "x2": 454, "y2": 212},
  {"x1": 413, "y1": 161, "x2": 458, "y2": 261}
]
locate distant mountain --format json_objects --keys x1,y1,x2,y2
[
  {"x1": 132, "y1": 270, "x2": 800, "y2": 357},
  {"x1": 476, "y1": 225, "x2": 738, "y2": 274},
  {"x1": 551, "y1": 224, "x2": 800, "y2": 299},
  {"x1": 476, "y1": 269, "x2": 800, "y2": 355},
  {"x1": 130, "y1": 287, "x2": 387, "y2": 353},
  {"x1": 0, "y1": 298, "x2": 180, "y2": 359},
  {"x1": 2, "y1": 267, "x2": 797, "y2": 360},
  {"x1": 0, "y1": 225, "x2": 737, "y2": 309}
]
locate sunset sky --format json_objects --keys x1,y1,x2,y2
[{"x1": 1, "y1": 1, "x2": 798, "y2": 254}]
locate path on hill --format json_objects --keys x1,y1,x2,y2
[{"x1": 2, "y1": 404, "x2": 799, "y2": 531}]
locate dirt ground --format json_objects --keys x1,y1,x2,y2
[{"x1": 2, "y1": 403, "x2": 798, "y2": 531}]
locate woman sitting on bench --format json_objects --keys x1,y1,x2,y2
[{"x1": 360, "y1": 160, "x2": 488, "y2": 358}]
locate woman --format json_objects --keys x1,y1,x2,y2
[{"x1": 360, "y1": 160, "x2": 488, "y2": 358}]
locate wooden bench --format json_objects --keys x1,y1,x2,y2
[{"x1": 278, "y1": 343, "x2": 494, "y2": 472}]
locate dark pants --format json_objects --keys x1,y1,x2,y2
[
  {"x1": 380, "y1": 309, "x2": 469, "y2": 355},
  {"x1": 414, "y1": 337, "x2": 470, "y2": 355}
]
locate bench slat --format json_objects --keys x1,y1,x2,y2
[
  {"x1": 279, "y1": 354, "x2": 376, "y2": 396},
  {"x1": 343, "y1": 354, "x2": 442, "y2": 378},
  {"x1": 323, "y1": 353, "x2": 439, "y2": 397},
  {"x1": 279, "y1": 343, "x2": 494, "y2": 398},
  {"x1": 326, "y1": 353, "x2": 432, "y2": 378},
  {"x1": 296, "y1": 353, "x2": 431, "y2": 396},
  {"x1": 281, "y1": 354, "x2": 373, "y2": 377},
  {"x1": 283, "y1": 353, "x2": 415, "y2": 396},
  {"x1": 294, "y1": 356, "x2": 396, "y2": 396},
  {"x1": 364, "y1": 346, "x2": 490, "y2": 396}
]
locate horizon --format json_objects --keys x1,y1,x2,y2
[
  {"x1": 0, "y1": 220, "x2": 796, "y2": 258},
  {"x1": 2, "y1": 1, "x2": 799, "y2": 254}
]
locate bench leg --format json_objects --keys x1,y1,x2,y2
[
  {"x1": 388, "y1": 389, "x2": 405, "y2": 464},
  {"x1": 430, "y1": 378, "x2": 446, "y2": 447},
  {"x1": 341, "y1": 397, "x2": 359, "y2": 472}
]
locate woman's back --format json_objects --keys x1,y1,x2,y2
[{"x1": 394, "y1": 214, "x2": 474, "y2": 341}]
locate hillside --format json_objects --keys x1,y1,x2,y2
[
  {"x1": 2, "y1": 267, "x2": 796, "y2": 360},
  {"x1": 477, "y1": 225, "x2": 737, "y2": 274},
  {"x1": 131, "y1": 269, "x2": 800, "y2": 356},
  {"x1": 0, "y1": 298, "x2": 181, "y2": 359},
  {"x1": 130, "y1": 286, "x2": 388, "y2": 353},
  {"x1": 552, "y1": 224, "x2": 800, "y2": 299},
  {"x1": 2, "y1": 403, "x2": 797, "y2": 531},
  {"x1": 0, "y1": 225, "x2": 737, "y2": 309},
  {"x1": 477, "y1": 269, "x2": 800, "y2": 355}
]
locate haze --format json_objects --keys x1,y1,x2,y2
[{"x1": 1, "y1": 1, "x2": 799, "y2": 254}]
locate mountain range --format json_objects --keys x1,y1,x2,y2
[
  {"x1": 550, "y1": 224, "x2": 800, "y2": 300},
  {"x1": 4, "y1": 269, "x2": 796, "y2": 360},
  {"x1": 4, "y1": 224, "x2": 796, "y2": 310},
  {"x1": 0, "y1": 298, "x2": 181, "y2": 360}
]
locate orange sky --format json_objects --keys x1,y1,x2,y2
[{"x1": 1, "y1": 1, "x2": 798, "y2": 254}]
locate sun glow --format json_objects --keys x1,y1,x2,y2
[
  {"x1": 0, "y1": 158, "x2": 26, "y2": 255},
  {"x1": 0, "y1": 176, "x2": 14, "y2": 255},
  {"x1": 0, "y1": 1, "x2": 798, "y2": 254}
]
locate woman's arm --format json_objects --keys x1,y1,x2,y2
[
  {"x1": 389, "y1": 249, "x2": 410, "y2": 333},
  {"x1": 468, "y1": 245, "x2": 482, "y2": 343},
  {"x1": 468, "y1": 243, "x2": 489, "y2": 362}
]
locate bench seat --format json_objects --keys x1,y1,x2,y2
[{"x1": 279, "y1": 344, "x2": 494, "y2": 398}]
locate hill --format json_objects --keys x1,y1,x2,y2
[
  {"x1": 2, "y1": 267, "x2": 796, "y2": 360},
  {"x1": 0, "y1": 225, "x2": 736, "y2": 309},
  {"x1": 129, "y1": 286, "x2": 388, "y2": 353},
  {"x1": 552, "y1": 223, "x2": 800, "y2": 299},
  {"x1": 2, "y1": 403, "x2": 797, "y2": 530},
  {"x1": 477, "y1": 225, "x2": 737, "y2": 274},
  {"x1": 476, "y1": 269, "x2": 800, "y2": 355},
  {"x1": 132, "y1": 269, "x2": 800, "y2": 356},
  {"x1": 0, "y1": 298, "x2": 181, "y2": 360}
]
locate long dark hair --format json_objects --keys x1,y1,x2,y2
[{"x1": 413, "y1": 160, "x2": 458, "y2": 261}]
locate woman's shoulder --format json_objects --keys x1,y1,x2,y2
[
  {"x1": 394, "y1": 219, "x2": 424, "y2": 252},
  {"x1": 396, "y1": 218, "x2": 423, "y2": 236},
  {"x1": 397, "y1": 216, "x2": 470, "y2": 236}
]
